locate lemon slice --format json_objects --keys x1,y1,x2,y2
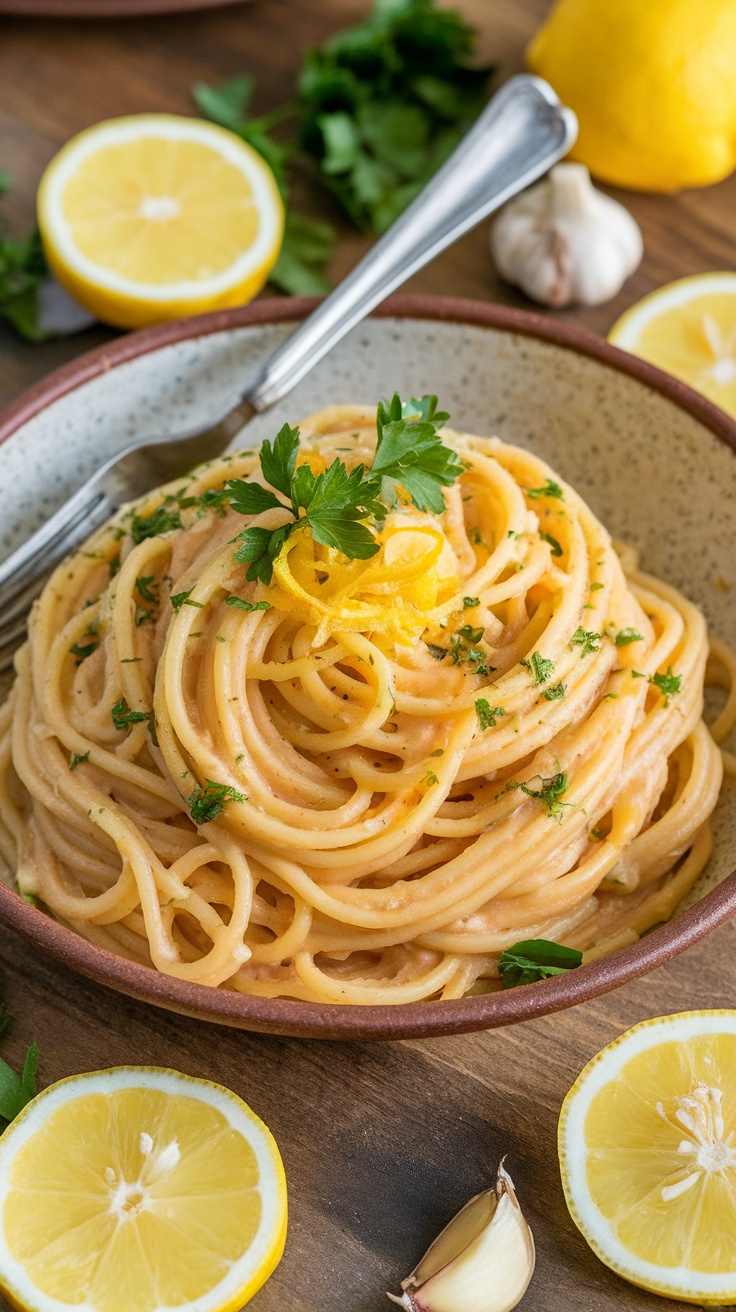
[
  {"x1": 0, "y1": 1066, "x2": 287, "y2": 1312},
  {"x1": 559, "y1": 1011, "x2": 736, "y2": 1305},
  {"x1": 37, "y1": 115, "x2": 284, "y2": 329},
  {"x1": 609, "y1": 273, "x2": 736, "y2": 418}
]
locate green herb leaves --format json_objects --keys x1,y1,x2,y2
[
  {"x1": 520, "y1": 651, "x2": 554, "y2": 686},
  {"x1": 170, "y1": 589, "x2": 204, "y2": 615},
  {"x1": 475, "y1": 699, "x2": 505, "y2": 731},
  {"x1": 372, "y1": 393, "x2": 460, "y2": 514},
  {"x1": 525, "y1": 479, "x2": 563, "y2": 500},
  {"x1": 498, "y1": 772, "x2": 571, "y2": 821},
  {"x1": 498, "y1": 939, "x2": 582, "y2": 988},
  {"x1": 225, "y1": 597, "x2": 271, "y2": 612},
  {"x1": 189, "y1": 779, "x2": 246, "y2": 824},
  {"x1": 0, "y1": 172, "x2": 48, "y2": 341},
  {"x1": 231, "y1": 394, "x2": 460, "y2": 583},
  {"x1": 614, "y1": 627, "x2": 643, "y2": 647},
  {"x1": 297, "y1": 0, "x2": 494, "y2": 234},
  {"x1": 0, "y1": 1042, "x2": 40, "y2": 1132},
  {"x1": 130, "y1": 505, "x2": 183, "y2": 545},
  {"x1": 111, "y1": 698, "x2": 157, "y2": 745},
  {"x1": 69, "y1": 751, "x2": 90, "y2": 771},
  {"x1": 539, "y1": 530, "x2": 563, "y2": 558},
  {"x1": 650, "y1": 667, "x2": 682, "y2": 706},
  {"x1": 571, "y1": 627, "x2": 602, "y2": 656}
]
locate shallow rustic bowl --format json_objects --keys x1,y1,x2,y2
[{"x1": 0, "y1": 295, "x2": 734, "y2": 1040}]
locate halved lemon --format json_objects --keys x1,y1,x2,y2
[
  {"x1": 37, "y1": 115, "x2": 284, "y2": 329},
  {"x1": 559, "y1": 1011, "x2": 736, "y2": 1305},
  {"x1": 609, "y1": 273, "x2": 736, "y2": 418},
  {"x1": 0, "y1": 1066, "x2": 287, "y2": 1312}
]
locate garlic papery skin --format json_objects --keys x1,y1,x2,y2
[
  {"x1": 387, "y1": 1162, "x2": 535, "y2": 1312},
  {"x1": 490, "y1": 162, "x2": 643, "y2": 308}
]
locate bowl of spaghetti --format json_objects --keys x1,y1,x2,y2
[{"x1": 0, "y1": 295, "x2": 733, "y2": 1039}]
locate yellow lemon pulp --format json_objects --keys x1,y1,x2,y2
[
  {"x1": 0, "y1": 1068, "x2": 287, "y2": 1312},
  {"x1": 527, "y1": 0, "x2": 736, "y2": 192},
  {"x1": 609, "y1": 274, "x2": 736, "y2": 419},
  {"x1": 38, "y1": 116, "x2": 284, "y2": 329},
  {"x1": 559, "y1": 1012, "x2": 736, "y2": 1305}
]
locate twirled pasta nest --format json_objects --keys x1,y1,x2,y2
[{"x1": 0, "y1": 404, "x2": 733, "y2": 1005}]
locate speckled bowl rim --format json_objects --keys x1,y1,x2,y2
[{"x1": 0, "y1": 294, "x2": 734, "y2": 1040}]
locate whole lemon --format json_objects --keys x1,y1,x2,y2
[{"x1": 527, "y1": 0, "x2": 736, "y2": 192}]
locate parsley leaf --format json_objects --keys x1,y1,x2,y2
[
  {"x1": 571, "y1": 627, "x2": 602, "y2": 656},
  {"x1": 543, "y1": 683, "x2": 565, "y2": 701},
  {"x1": 458, "y1": 623, "x2": 484, "y2": 644},
  {"x1": 225, "y1": 597, "x2": 272, "y2": 612},
  {"x1": 463, "y1": 596, "x2": 480, "y2": 609},
  {"x1": 170, "y1": 589, "x2": 204, "y2": 615},
  {"x1": 69, "y1": 751, "x2": 90, "y2": 771},
  {"x1": 614, "y1": 628, "x2": 643, "y2": 647},
  {"x1": 650, "y1": 667, "x2": 682, "y2": 706},
  {"x1": 475, "y1": 699, "x2": 505, "y2": 731},
  {"x1": 539, "y1": 529, "x2": 563, "y2": 557},
  {"x1": 525, "y1": 479, "x2": 563, "y2": 500},
  {"x1": 130, "y1": 505, "x2": 183, "y2": 544},
  {"x1": 520, "y1": 651, "x2": 554, "y2": 685},
  {"x1": 498, "y1": 771, "x2": 571, "y2": 821},
  {"x1": 69, "y1": 640, "x2": 99, "y2": 665},
  {"x1": 498, "y1": 939, "x2": 582, "y2": 988},
  {"x1": 259, "y1": 422, "x2": 301, "y2": 498},
  {"x1": 189, "y1": 779, "x2": 246, "y2": 824},
  {"x1": 111, "y1": 698, "x2": 157, "y2": 745},
  {"x1": 0, "y1": 1042, "x2": 40, "y2": 1130},
  {"x1": 135, "y1": 576, "x2": 159, "y2": 604},
  {"x1": 425, "y1": 643, "x2": 447, "y2": 661}
]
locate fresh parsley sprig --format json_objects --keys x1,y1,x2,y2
[
  {"x1": 229, "y1": 394, "x2": 461, "y2": 584},
  {"x1": 498, "y1": 938, "x2": 582, "y2": 988}
]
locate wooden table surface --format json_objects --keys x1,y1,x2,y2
[{"x1": 1, "y1": 3, "x2": 736, "y2": 1310}]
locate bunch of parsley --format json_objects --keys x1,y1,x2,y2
[
  {"x1": 194, "y1": 0, "x2": 494, "y2": 290},
  {"x1": 0, "y1": 171, "x2": 48, "y2": 342}
]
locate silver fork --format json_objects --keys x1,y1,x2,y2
[{"x1": 0, "y1": 75, "x2": 576, "y2": 671}]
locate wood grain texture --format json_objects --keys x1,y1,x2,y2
[{"x1": 1, "y1": 2, "x2": 736, "y2": 1308}]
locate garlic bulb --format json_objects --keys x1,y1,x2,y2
[
  {"x1": 490, "y1": 162, "x2": 643, "y2": 307},
  {"x1": 387, "y1": 1162, "x2": 535, "y2": 1312}
]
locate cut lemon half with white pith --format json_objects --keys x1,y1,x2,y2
[
  {"x1": 559, "y1": 1011, "x2": 736, "y2": 1305},
  {"x1": 37, "y1": 115, "x2": 284, "y2": 330},
  {"x1": 0, "y1": 1066, "x2": 287, "y2": 1312},
  {"x1": 609, "y1": 273, "x2": 736, "y2": 418}
]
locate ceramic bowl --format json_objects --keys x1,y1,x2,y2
[{"x1": 0, "y1": 295, "x2": 734, "y2": 1040}]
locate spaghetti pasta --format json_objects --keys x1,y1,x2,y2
[{"x1": 0, "y1": 402, "x2": 732, "y2": 1004}]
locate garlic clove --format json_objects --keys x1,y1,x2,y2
[
  {"x1": 387, "y1": 1161, "x2": 535, "y2": 1312},
  {"x1": 490, "y1": 162, "x2": 643, "y2": 308}
]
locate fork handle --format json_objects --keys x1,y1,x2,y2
[{"x1": 245, "y1": 74, "x2": 576, "y2": 414}]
